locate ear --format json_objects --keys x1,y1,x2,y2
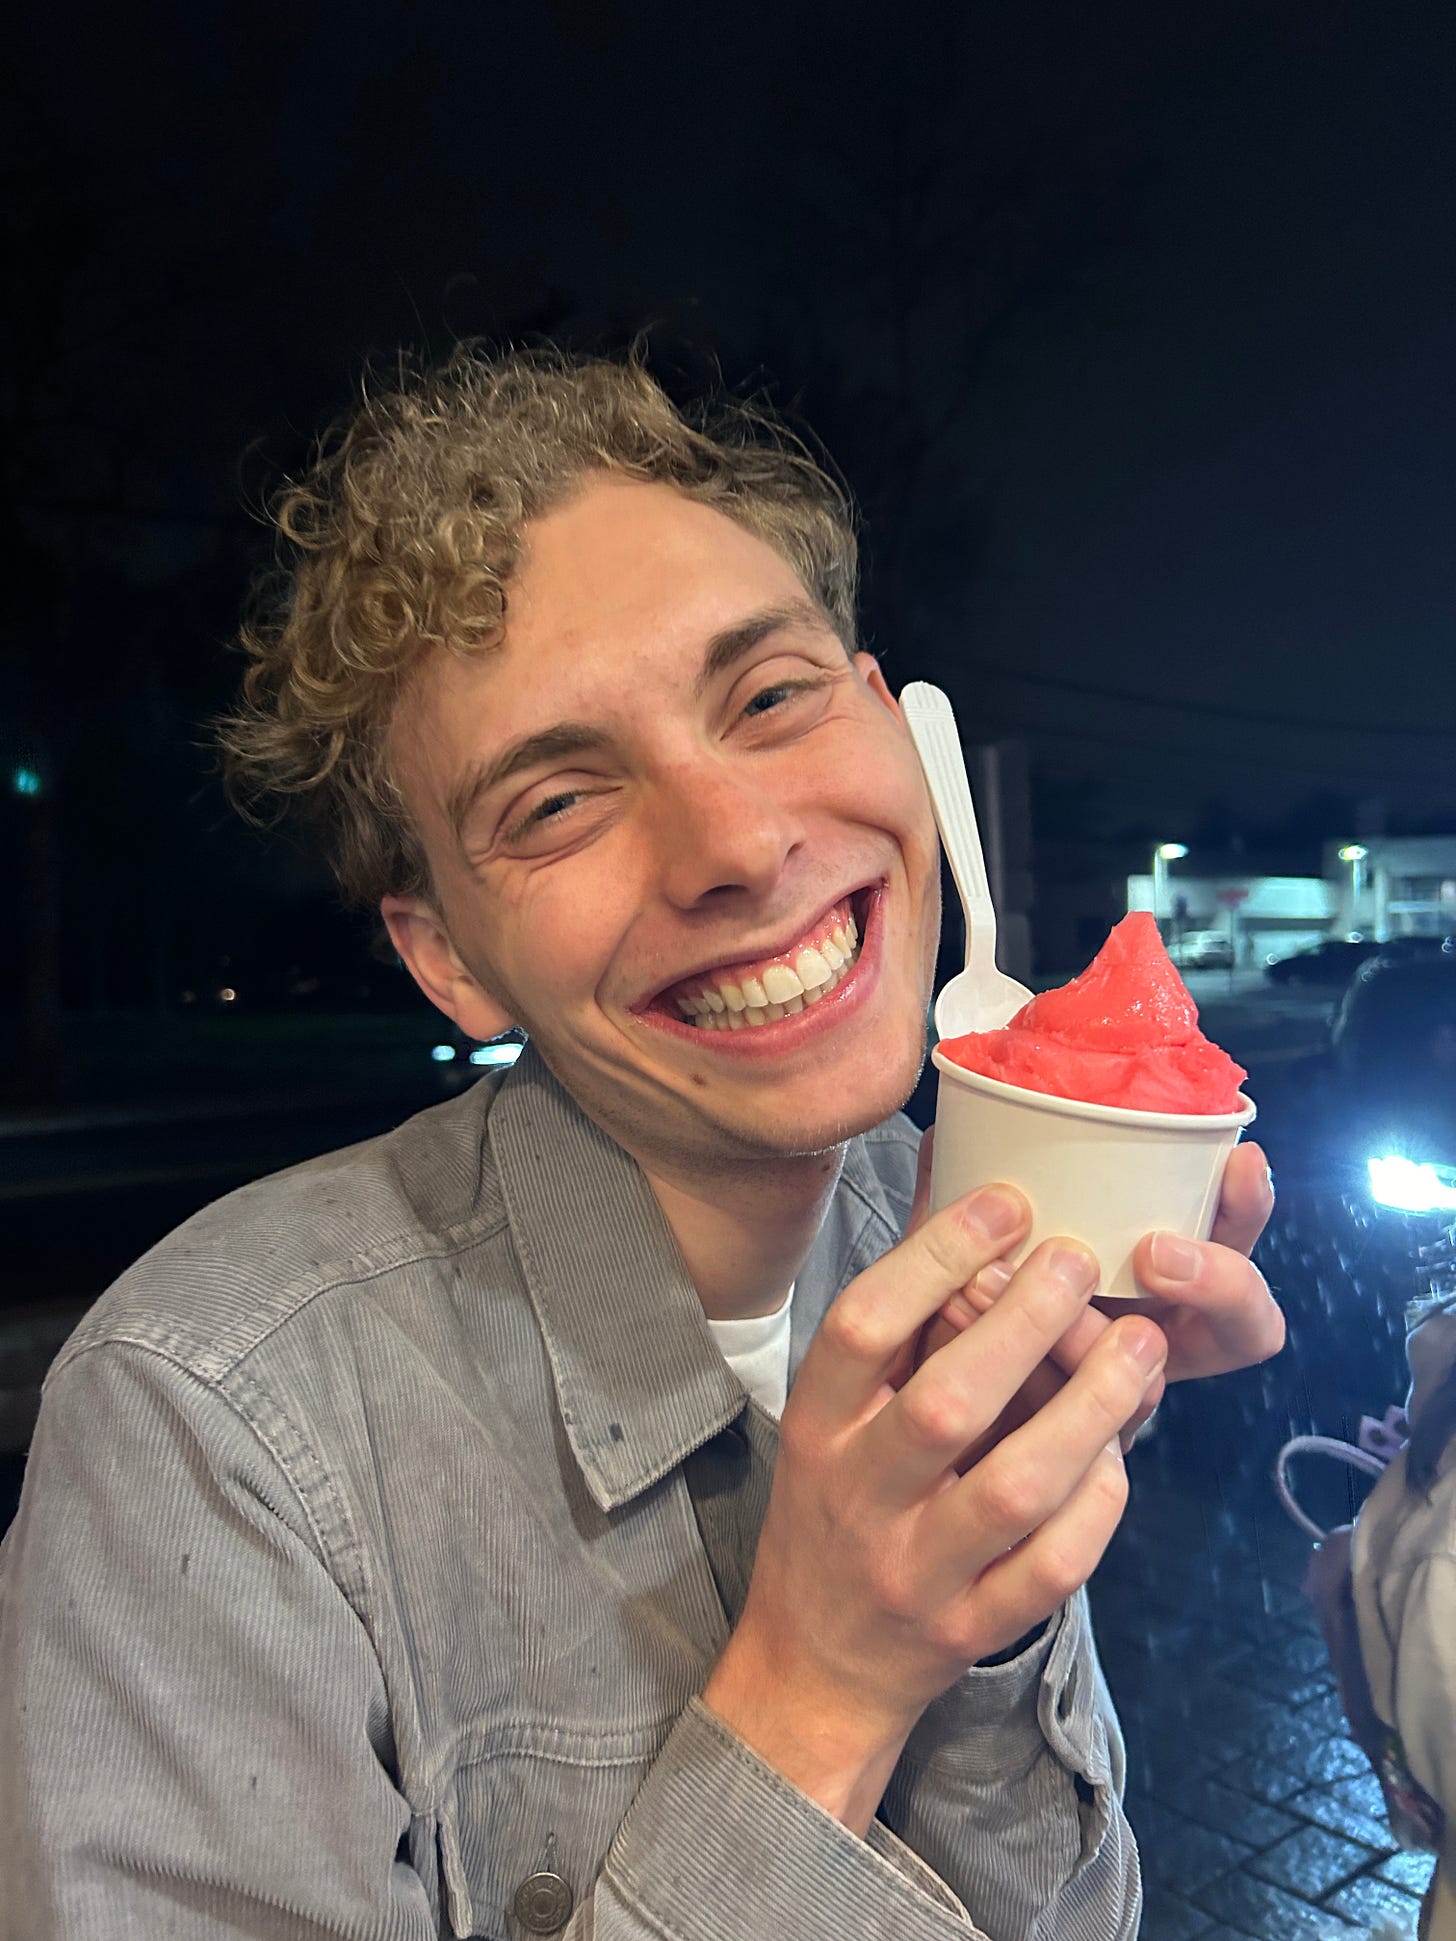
[
  {"x1": 855, "y1": 653, "x2": 900, "y2": 717},
  {"x1": 380, "y1": 895, "x2": 515, "y2": 1042}
]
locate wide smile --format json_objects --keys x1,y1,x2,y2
[{"x1": 635, "y1": 884, "x2": 883, "y2": 1048}]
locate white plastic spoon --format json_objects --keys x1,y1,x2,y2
[{"x1": 900, "y1": 681, "x2": 1034, "y2": 1037}]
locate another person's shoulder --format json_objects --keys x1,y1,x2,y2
[{"x1": 55, "y1": 1075, "x2": 513, "y2": 1390}]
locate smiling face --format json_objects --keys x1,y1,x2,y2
[{"x1": 383, "y1": 476, "x2": 940, "y2": 1179}]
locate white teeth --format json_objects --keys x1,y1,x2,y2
[
  {"x1": 761, "y1": 962, "x2": 804, "y2": 1004},
  {"x1": 669, "y1": 903, "x2": 865, "y2": 1028}
]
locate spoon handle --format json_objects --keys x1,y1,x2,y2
[{"x1": 899, "y1": 682, "x2": 997, "y2": 965}]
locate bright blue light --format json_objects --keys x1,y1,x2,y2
[
  {"x1": 1368, "y1": 1154, "x2": 1456, "y2": 1214},
  {"x1": 430, "y1": 1043, "x2": 458, "y2": 1063},
  {"x1": 469, "y1": 1043, "x2": 523, "y2": 1068},
  {"x1": 12, "y1": 767, "x2": 42, "y2": 797}
]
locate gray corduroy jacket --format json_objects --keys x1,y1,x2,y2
[{"x1": 0, "y1": 1046, "x2": 1139, "y2": 1940}]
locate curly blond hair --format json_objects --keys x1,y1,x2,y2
[{"x1": 218, "y1": 344, "x2": 861, "y2": 908}]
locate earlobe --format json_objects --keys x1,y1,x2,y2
[{"x1": 379, "y1": 895, "x2": 515, "y2": 1041}]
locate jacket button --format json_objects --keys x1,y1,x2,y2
[{"x1": 512, "y1": 1870, "x2": 574, "y2": 1934}]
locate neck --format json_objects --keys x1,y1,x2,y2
[{"x1": 643, "y1": 1147, "x2": 846, "y2": 1322}]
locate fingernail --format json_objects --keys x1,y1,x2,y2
[
  {"x1": 1151, "y1": 1231, "x2": 1198, "y2": 1281},
  {"x1": 1121, "y1": 1323, "x2": 1166, "y2": 1372},
  {"x1": 971, "y1": 1259, "x2": 1015, "y2": 1303},
  {"x1": 1047, "y1": 1243, "x2": 1098, "y2": 1295},
  {"x1": 966, "y1": 1186, "x2": 1025, "y2": 1242}
]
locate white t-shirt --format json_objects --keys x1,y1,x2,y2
[{"x1": 706, "y1": 1288, "x2": 793, "y2": 1420}]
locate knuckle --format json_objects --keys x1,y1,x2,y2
[
  {"x1": 819, "y1": 1299, "x2": 881, "y2": 1364},
  {"x1": 898, "y1": 1379, "x2": 965, "y2": 1453},
  {"x1": 1088, "y1": 1339, "x2": 1152, "y2": 1423},
  {"x1": 974, "y1": 1459, "x2": 1043, "y2": 1534},
  {"x1": 918, "y1": 1212, "x2": 982, "y2": 1283},
  {"x1": 1027, "y1": 1540, "x2": 1089, "y2": 1609}
]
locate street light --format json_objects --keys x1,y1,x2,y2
[
  {"x1": 1153, "y1": 842, "x2": 1188, "y2": 932},
  {"x1": 1338, "y1": 843, "x2": 1367, "y2": 935}
]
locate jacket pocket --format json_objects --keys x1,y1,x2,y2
[{"x1": 437, "y1": 1719, "x2": 670, "y2": 1939}]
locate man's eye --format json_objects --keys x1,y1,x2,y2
[
  {"x1": 743, "y1": 679, "x2": 816, "y2": 718},
  {"x1": 507, "y1": 790, "x2": 581, "y2": 842}
]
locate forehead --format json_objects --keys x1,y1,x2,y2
[
  {"x1": 392, "y1": 478, "x2": 824, "y2": 795},
  {"x1": 506, "y1": 476, "x2": 813, "y2": 662}
]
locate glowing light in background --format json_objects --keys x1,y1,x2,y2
[{"x1": 1367, "y1": 1154, "x2": 1456, "y2": 1214}]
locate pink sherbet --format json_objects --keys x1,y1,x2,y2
[{"x1": 939, "y1": 912, "x2": 1248, "y2": 1115}]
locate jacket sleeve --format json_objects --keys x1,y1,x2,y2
[
  {"x1": 876, "y1": 1592, "x2": 1141, "y2": 1941},
  {"x1": 0, "y1": 1340, "x2": 439, "y2": 1941},
  {"x1": 2, "y1": 1341, "x2": 992, "y2": 1941}
]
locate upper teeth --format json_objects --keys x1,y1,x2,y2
[{"x1": 673, "y1": 913, "x2": 861, "y2": 1029}]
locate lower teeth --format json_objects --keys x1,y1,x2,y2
[{"x1": 686, "y1": 947, "x2": 857, "y2": 1027}]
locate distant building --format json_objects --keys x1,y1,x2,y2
[
  {"x1": 1126, "y1": 871, "x2": 1334, "y2": 966},
  {"x1": 1124, "y1": 832, "x2": 1456, "y2": 967},
  {"x1": 1323, "y1": 834, "x2": 1456, "y2": 940}
]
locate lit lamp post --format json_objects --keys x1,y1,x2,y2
[
  {"x1": 1153, "y1": 842, "x2": 1188, "y2": 935},
  {"x1": 1338, "y1": 843, "x2": 1367, "y2": 936}
]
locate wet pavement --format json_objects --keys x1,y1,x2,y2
[{"x1": 1093, "y1": 1426, "x2": 1436, "y2": 1938}]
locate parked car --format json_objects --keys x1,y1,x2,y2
[
  {"x1": 1168, "y1": 929, "x2": 1235, "y2": 969},
  {"x1": 1263, "y1": 938, "x2": 1380, "y2": 987},
  {"x1": 1331, "y1": 954, "x2": 1456, "y2": 1098}
]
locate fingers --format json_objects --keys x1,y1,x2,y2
[
  {"x1": 950, "y1": 1442, "x2": 1130, "y2": 1659},
  {"x1": 1209, "y1": 1141, "x2": 1275, "y2": 1255},
  {"x1": 1130, "y1": 1224, "x2": 1285, "y2": 1376},
  {"x1": 801, "y1": 1183, "x2": 1030, "y2": 1423},
  {"x1": 920, "y1": 1315, "x2": 1162, "y2": 1603},
  {"x1": 863, "y1": 1237, "x2": 1101, "y2": 1504}
]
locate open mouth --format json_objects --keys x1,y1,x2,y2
[{"x1": 646, "y1": 886, "x2": 876, "y2": 1033}]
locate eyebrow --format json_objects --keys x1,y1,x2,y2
[{"x1": 446, "y1": 598, "x2": 837, "y2": 844}]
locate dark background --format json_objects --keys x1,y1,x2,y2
[
  {"x1": 4, "y1": 13, "x2": 1455, "y2": 1925},
  {"x1": 5, "y1": 0, "x2": 1455, "y2": 1111}
]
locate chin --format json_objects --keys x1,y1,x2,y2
[{"x1": 739, "y1": 1053, "x2": 925, "y2": 1158}]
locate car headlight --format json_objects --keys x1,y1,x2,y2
[{"x1": 1367, "y1": 1154, "x2": 1456, "y2": 1214}]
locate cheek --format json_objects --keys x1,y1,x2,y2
[{"x1": 481, "y1": 870, "x2": 633, "y2": 1015}]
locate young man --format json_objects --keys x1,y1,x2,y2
[{"x1": 0, "y1": 349, "x2": 1282, "y2": 1939}]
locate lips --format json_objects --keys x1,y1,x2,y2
[{"x1": 636, "y1": 884, "x2": 880, "y2": 1039}]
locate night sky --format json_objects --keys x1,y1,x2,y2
[{"x1": 6, "y1": 0, "x2": 1455, "y2": 1008}]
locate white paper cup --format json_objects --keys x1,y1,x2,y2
[{"x1": 928, "y1": 1047, "x2": 1257, "y2": 1300}]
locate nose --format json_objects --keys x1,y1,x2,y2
[{"x1": 652, "y1": 755, "x2": 805, "y2": 910}]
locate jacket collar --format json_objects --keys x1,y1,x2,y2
[{"x1": 489, "y1": 1046, "x2": 745, "y2": 1512}]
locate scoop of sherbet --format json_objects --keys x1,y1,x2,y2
[{"x1": 939, "y1": 911, "x2": 1248, "y2": 1114}]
